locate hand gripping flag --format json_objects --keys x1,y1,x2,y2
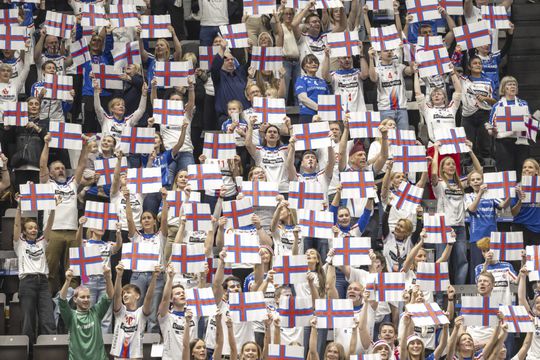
[
  {"x1": 228, "y1": 292, "x2": 267, "y2": 322},
  {"x1": 203, "y1": 132, "x2": 236, "y2": 160},
  {"x1": 243, "y1": 0, "x2": 276, "y2": 15},
  {"x1": 318, "y1": 94, "x2": 345, "y2": 121},
  {"x1": 494, "y1": 106, "x2": 528, "y2": 134},
  {"x1": 49, "y1": 122, "x2": 82, "y2": 150},
  {"x1": 433, "y1": 127, "x2": 469, "y2": 154},
  {"x1": 406, "y1": 0, "x2": 441, "y2": 23},
  {"x1": 298, "y1": 210, "x2": 334, "y2": 238},
  {"x1": 253, "y1": 96, "x2": 287, "y2": 124},
  {"x1": 155, "y1": 61, "x2": 193, "y2": 88},
  {"x1": 278, "y1": 296, "x2": 313, "y2": 328},
  {"x1": 141, "y1": 15, "x2": 172, "y2": 39},
  {"x1": 417, "y1": 35, "x2": 444, "y2": 51},
  {"x1": 526, "y1": 246, "x2": 540, "y2": 281},
  {"x1": 45, "y1": 11, "x2": 75, "y2": 38},
  {"x1": 69, "y1": 246, "x2": 104, "y2": 283},
  {"x1": 170, "y1": 243, "x2": 206, "y2": 273},
  {"x1": 454, "y1": 21, "x2": 491, "y2": 50},
  {"x1": 222, "y1": 198, "x2": 254, "y2": 228},
  {"x1": 80, "y1": 4, "x2": 108, "y2": 27},
  {"x1": 127, "y1": 167, "x2": 162, "y2": 194},
  {"x1": 44, "y1": 74, "x2": 73, "y2": 101},
  {"x1": 461, "y1": 296, "x2": 499, "y2": 327},
  {"x1": 315, "y1": 299, "x2": 355, "y2": 329},
  {"x1": 366, "y1": 0, "x2": 393, "y2": 10},
  {"x1": 366, "y1": 272, "x2": 406, "y2": 302},
  {"x1": 219, "y1": 24, "x2": 250, "y2": 48},
  {"x1": 251, "y1": 46, "x2": 283, "y2": 72},
  {"x1": 339, "y1": 171, "x2": 376, "y2": 199},
  {"x1": 416, "y1": 47, "x2": 452, "y2": 78},
  {"x1": 292, "y1": 122, "x2": 331, "y2": 151},
  {"x1": 370, "y1": 25, "x2": 401, "y2": 51},
  {"x1": 406, "y1": 302, "x2": 450, "y2": 327},
  {"x1": 481, "y1": 6, "x2": 511, "y2": 30},
  {"x1": 153, "y1": 99, "x2": 185, "y2": 126},
  {"x1": 120, "y1": 127, "x2": 155, "y2": 154},
  {"x1": 490, "y1": 232, "x2": 524, "y2": 262},
  {"x1": 183, "y1": 202, "x2": 213, "y2": 232},
  {"x1": 349, "y1": 111, "x2": 382, "y2": 138},
  {"x1": 273, "y1": 255, "x2": 308, "y2": 285},
  {"x1": 332, "y1": 237, "x2": 371, "y2": 266},
  {"x1": 499, "y1": 306, "x2": 535, "y2": 333},
  {"x1": 0, "y1": 25, "x2": 27, "y2": 51},
  {"x1": 112, "y1": 41, "x2": 142, "y2": 70},
  {"x1": 327, "y1": 31, "x2": 360, "y2": 58},
  {"x1": 70, "y1": 38, "x2": 91, "y2": 67},
  {"x1": 388, "y1": 129, "x2": 417, "y2": 146},
  {"x1": 187, "y1": 164, "x2": 223, "y2": 191},
  {"x1": 84, "y1": 201, "x2": 118, "y2": 230},
  {"x1": 391, "y1": 182, "x2": 424, "y2": 213},
  {"x1": 240, "y1": 181, "x2": 279, "y2": 207},
  {"x1": 199, "y1": 46, "x2": 220, "y2": 70},
  {"x1": 91, "y1": 64, "x2": 123, "y2": 90},
  {"x1": 423, "y1": 213, "x2": 454, "y2": 244},
  {"x1": 108, "y1": 5, "x2": 140, "y2": 28},
  {"x1": 224, "y1": 232, "x2": 260, "y2": 264},
  {"x1": 521, "y1": 175, "x2": 540, "y2": 203},
  {"x1": 122, "y1": 242, "x2": 160, "y2": 271},
  {"x1": 268, "y1": 345, "x2": 304, "y2": 360},
  {"x1": 391, "y1": 145, "x2": 428, "y2": 173},
  {"x1": 483, "y1": 171, "x2": 516, "y2": 199},
  {"x1": 94, "y1": 157, "x2": 128, "y2": 186},
  {"x1": 416, "y1": 262, "x2": 450, "y2": 292},
  {"x1": 186, "y1": 288, "x2": 217, "y2": 317},
  {"x1": 2, "y1": 102, "x2": 28, "y2": 127},
  {"x1": 19, "y1": 183, "x2": 55, "y2": 211},
  {"x1": 439, "y1": 0, "x2": 463, "y2": 15},
  {"x1": 288, "y1": 181, "x2": 325, "y2": 211}
]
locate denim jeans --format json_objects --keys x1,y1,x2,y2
[
  {"x1": 130, "y1": 271, "x2": 165, "y2": 333},
  {"x1": 436, "y1": 226, "x2": 467, "y2": 285},
  {"x1": 335, "y1": 268, "x2": 349, "y2": 299},
  {"x1": 303, "y1": 237, "x2": 329, "y2": 264},
  {"x1": 283, "y1": 59, "x2": 300, "y2": 105},
  {"x1": 469, "y1": 241, "x2": 484, "y2": 284},
  {"x1": 19, "y1": 274, "x2": 56, "y2": 344},
  {"x1": 86, "y1": 275, "x2": 113, "y2": 333},
  {"x1": 167, "y1": 151, "x2": 195, "y2": 185},
  {"x1": 143, "y1": 192, "x2": 163, "y2": 215},
  {"x1": 200, "y1": 26, "x2": 220, "y2": 46},
  {"x1": 380, "y1": 109, "x2": 409, "y2": 130}
]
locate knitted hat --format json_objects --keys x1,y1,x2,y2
[
  {"x1": 407, "y1": 335, "x2": 424, "y2": 347},
  {"x1": 349, "y1": 140, "x2": 366, "y2": 157},
  {"x1": 371, "y1": 340, "x2": 392, "y2": 353}
]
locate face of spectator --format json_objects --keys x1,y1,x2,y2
[
  {"x1": 125, "y1": 64, "x2": 138, "y2": 77},
  {"x1": 75, "y1": 288, "x2": 92, "y2": 311},
  {"x1": 0, "y1": 66, "x2": 12, "y2": 82},
  {"x1": 246, "y1": 85, "x2": 262, "y2": 101},
  {"x1": 408, "y1": 340, "x2": 424, "y2": 357},
  {"x1": 350, "y1": 150, "x2": 367, "y2": 170},
  {"x1": 260, "y1": 248, "x2": 272, "y2": 264},
  {"x1": 100, "y1": 136, "x2": 115, "y2": 153},
  {"x1": 380, "y1": 50, "x2": 393, "y2": 62},
  {"x1": 222, "y1": 54, "x2": 235, "y2": 72},
  {"x1": 476, "y1": 0, "x2": 488, "y2": 5},
  {"x1": 384, "y1": 119, "x2": 396, "y2": 129},
  {"x1": 282, "y1": 8, "x2": 295, "y2": 24},
  {"x1": 87, "y1": 140, "x2": 99, "y2": 154},
  {"x1": 259, "y1": 33, "x2": 272, "y2": 47},
  {"x1": 430, "y1": 89, "x2": 445, "y2": 106},
  {"x1": 301, "y1": 152, "x2": 318, "y2": 173},
  {"x1": 176, "y1": 170, "x2": 188, "y2": 188},
  {"x1": 49, "y1": 161, "x2": 66, "y2": 182},
  {"x1": 155, "y1": 40, "x2": 168, "y2": 58},
  {"x1": 278, "y1": 205, "x2": 290, "y2": 221},
  {"x1": 329, "y1": 123, "x2": 341, "y2": 141},
  {"x1": 503, "y1": 81, "x2": 517, "y2": 97},
  {"x1": 338, "y1": 56, "x2": 352, "y2": 69},
  {"x1": 305, "y1": 249, "x2": 319, "y2": 267},
  {"x1": 192, "y1": 340, "x2": 207, "y2": 360},
  {"x1": 90, "y1": 227, "x2": 105, "y2": 238},
  {"x1": 43, "y1": 62, "x2": 57, "y2": 75},
  {"x1": 415, "y1": 248, "x2": 427, "y2": 264},
  {"x1": 28, "y1": 98, "x2": 40, "y2": 116},
  {"x1": 226, "y1": 280, "x2": 241, "y2": 293},
  {"x1": 469, "y1": 58, "x2": 483, "y2": 74},
  {"x1": 2, "y1": 50, "x2": 15, "y2": 58},
  {"x1": 441, "y1": 158, "x2": 456, "y2": 177},
  {"x1": 534, "y1": 296, "x2": 540, "y2": 315},
  {"x1": 391, "y1": 172, "x2": 405, "y2": 188},
  {"x1": 374, "y1": 346, "x2": 390, "y2": 360},
  {"x1": 171, "y1": 286, "x2": 186, "y2": 308},
  {"x1": 122, "y1": 288, "x2": 140, "y2": 307},
  {"x1": 89, "y1": 35, "x2": 103, "y2": 52},
  {"x1": 303, "y1": 60, "x2": 319, "y2": 76},
  {"x1": 458, "y1": 334, "x2": 474, "y2": 354},
  {"x1": 140, "y1": 211, "x2": 156, "y2": 232},
  {"x1": 264, "y1": 126, "x2": 280, "y2": 146},
  {"x1": 154, "y1": 134, "x2": 162, "y2": 150},
  {"x1": 325, "y1": 344, "x2": 340, "y2": 360},
  {"x1": 346, "y1": 282, "x2": 363, "y2": 303},
  {"x1": 394, "y1": 219, "x2": 409, "y2": 239},
  {"x1": 227, "y1": 103, "x2": 241, "y2": 117},
  {"x1": 45, "y1": 35, "x2": 59, "y2": 54},
  {"x1": 23, "y1": 221, "x2": 39, "y2": 240},
  {"x1": 242, "y1": 343, "x2": 259, "y2": 360},
  {"x1": 419, "y1": 26, "x2": 432, "y2": 37},
  {"x1": 476, "y1": 274, "x2": 494, "y2": 296},
  {"x1": 307, "y1": 16, "x2": 321, "y2": 35},
  {"x1": 370, "y1": 257, "x2": 384, "y2": 273},
  {"x1": 378, "y1": 325, "x2": 396, "y2": 344},
  {"x1": 250, "y1": 167, "x2": 267, "y2": 181},
  {"x1": 170, "y1": 94, "x2": 182, "y2": 101},
  {"x1": 337, "y1": 208, "x2": 351, "y2": 227},
  {"x1": 111, "y1": 100, "x2": 125, "y2": 117},
  {"x1": 523, "y1": 160, "x2": 539, "y2": 176},
  {"x1": 469, "y1": 172, "x2": 483, "y2": 192},
  {"x1": 477, "y1": 44, "x2": 490, "y2": 55}
]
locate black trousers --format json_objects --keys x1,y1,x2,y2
[
  {"x1": 462, "y1": 110, "x2": 492, "y2": 162},
  {"x1": 495, "y1": 138, "x2": 530, "y2": 179}
]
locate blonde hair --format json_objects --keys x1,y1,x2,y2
[
  {"x1": 155, "y1": 39, "x2": 171, "y2": 60},
  {"x1": 439, "y1": 157, "x2": 464, "y2": 190},
  {"x1": 227, "y1": 99, "x2": 243, "y2": 112},
  {"x1": 499, "y1": 76, "x2": 518, "y2": 97},
  {"x1": 128, "y1": 63, "x2": 142, "y2": 75},
  {"x1": 523, "y1": 158, "x2": 540, "y2": 175},
  {"x1": 182, "y1": 52, "x2": 198, "y2": 68},
  {"x1": 476, "y1": 237, "x2": 490, "y2": 251},
  {"x1": 376, "y1": 118, "x2": 396, "y2": 144},
  {"x1": 108, "y1": 98, "x2": 125, "y2": 113},
  {"x1": 398, "y1": 218, "x2": 414, "y2": 236}
]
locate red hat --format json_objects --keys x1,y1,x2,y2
[{"x1": 349, "y1": 141, "x2": 366, "y2": 157}]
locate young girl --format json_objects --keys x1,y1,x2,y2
[
  {"x1": 295, "y1": 54, "x2": 330, "y2": 124},
  {"x1": 511, "y1": 158, "x2": 540, "y2": 245},
  {"x1": 330, "y1": 184, "x2": 374, "y2": 238},
  {"x1": 270, "y1": 197, "x2": 300, "y2": 256},
  {"x1": 308, "y1": 316, "x2": 347, "y2": 360},
  {"x1": 181, "y1": 311, "x2": 232, "y2": 360}
]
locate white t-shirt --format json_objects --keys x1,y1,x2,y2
[
  {"x1": 432, "y1": 180, "x2": 465, "y2": 226},
  {"x1": 298, "y1": 33, "x2": 328, "y2": 78},
  {"x1": 334, "y1": 305, "x2": 375, "y2": 353},
  {"x1": 15, "y1": 236, "x2": 48, "y2": 278},
  {"x1": 111, "y1": 306, "x2": 147, "y2": 358},
  {"x1": 528, "y1": 315, "x2": 540, "y2": 360},
  {"x1": 199, "y1": 0, "x2": 228, "y2": 26},
  {"x1": 417, "y1": 92, "x2": 461, "y2": 143},
  {"x1": 331, "y1": 68, "x2": 367, "y2": 112},
  {"x1": 253, "y1": 145, "x2": 289, "y2": 193},
  {"x1": 159, "y1": 311, "x2": 198, "y2": 360},
  {"x1": 270, "y1": 310, "x2": 304, "y2": 345},
  {"x1": 375, "y1": 63, "x2": 408, "y2": 110},
  {"x1": 272, "y1": 225, "x2": 303, "y2": 256},
  {"x1": 161, "y1": 114, "x2": 194, "y2": 152},
  {"x1": 112, "y1": 192, "x2": 143, "y2": 231},
  {"x1": 44, "y1": 176, "x2": 78, "y2": 231},
  {"x1": 383, "y1": 232, "x2": 413, "y2": 272}
]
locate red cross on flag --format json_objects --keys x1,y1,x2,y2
[
  {"x1": 416, "y1": 47, "x2": 452, "y2": 78},
  {"x1": 406, "y1": 302, "x2": 450, "y2": 327},
  {"x1": 44, "y1": 74, "x2": 73, "y2": 101},
  {"x1": 278, "y1": 296, "x2": 313, "y2": 328},
  {"x1": 327, "y1": 31, "x2": 360, "y2": 58},
  {"x1": 153, "y1": 99, "x2": 185, "y2": 126},
  {"x1": 203, "y1": 132, "x2": 237, "y2": 160},
  {"x1": 490, "y1": 232, "x2": 524, "y2": 262},
  {"x1": 273, "y1": 255, "x2": 308, "y2": 285},
  {"x1": 292, "y1": 122, "x2": 331, "y2": 151},
  {"x1": 122, "y1": 242, "x2": 160, "y2": 271},
  {"x1": 391, "y1": 145, "x2": 428, "y2": 173},
  {"x1": 366, "y1": 0, "x2": 392, "y2": 10},
  {"x1": 494, "y1": 106, "x2": 528, "y2": 135},
  {"x1": 183, "y1": 202, "x2": 212, "y2": 232},
  {"x1": 314, "y1": 0, "x2": 344, "y2": 9},
  {"x1": 417, "y1": 35, "x2": 444, "y2": 51},
  {"x1": 406, "y1": 0, "x2": 441, "y2": 23},
  {"x1": 318, "y1": 94, "x2": 345, "y2": 121},
  {"x1": 187, "y1": 164, "x2": 223, "y2": 191},
  {"x1": 439, "y1": 0, "x2": 463, "y2": 15},
  {"x1": 298, "y1": 210, "x2": 334, "y2": 238},
  {"x1": 45, "y1": 11, "x2": 75, "y2": 38},
  {"x1": 288, "y1": 181, "x2": 325, "y2": 211},
  {"x1": 170, "y1": 243, "x2": 206, "y2": 273},
  {"x1": 454, "y1": 21, "x2": 491, "y2": 50},
  {"x1": 219, "y1": 24, "x2": 250, "y2": 48},
  {"x1": 222, "y1": 198, "x2": 254, "y2": 229},
  {"x1": 521, "y1": 175, "x2": 540, "y2": 203},
  {"x1": 49, "y1": 122, "x2": 83, "y2": 150},
  {"x1": 481, "y1": 6, "x2": 511, "y2": 29},
  {"x1": 92, "y1": 64, "x2": 123, "y2": 90},
  {"x1": 461, "y1": 296, "x2": 499, "y2": 327},
  {"x1": 2, "y1": 102, "x2": 28, "y2": 127},
  {"x1": 71, "y1": 38, "x2": 91, "y2": 67},
  {"x1": 251, "y1": 46, "x2": 283, "y2": 72},
  {"x1": 19, "y1": 182, "x2": 55, "y2": 211},
  {"x1": 349, "y1": 111, "x2": 382, "y2": 138},
  {"x1": 499, "y1": 306, "x2": 535, "y2": 333},
  {"x1": 112, "y1": 41, "x2": 142, "y2": 70},
  {"x1": 332, "y1": 236, "x2": 371, "y2": 266},
  {"x1": 525, "y1": 113, "x2": 539, "y2": 142},
  {"x1": 526, "y1": 245, "x2": 540, "y2": 281},
  {"x1": 240, "y1": 181, "x2": 279, "y2": 207},
  {"x1": 423, "y1": 213, "x2": 454, "y2": 244},
  {"x1": 199, "y1": 46, "x2": 220, "y2": 70},
  {"x1": 120, "y1": 127, "x2": 155, "y2": 154},
  {"x1": 416, "y1": 262, "x2": 450, "y2": 292},
  {"x1": 80, "y1": 4, "x2": 108, "y2": 27},
  {"x1": 268, "y1": 345, "x2": 304, "y2": 360},
  {"x1": 69, "y1": 246, "x2": 104, "y2": 283},
  {"x1": 127, "y1": 167, "x2": 162, "y2": 194},
  {"x1": 243, "y1": 0, "x2": 276, "y2": 15},
  {"x1": 155, "y1": 61, "x2": 193, "y2": 88},
  {"x1": 483, "y1": 171, "x2": 516, "y2": 199},
  {"x1": 166, "y1": 190, "x2": 195, "y2": 218},
  {"x1": 370, "y1": 25, "x2": 401, "y2": 51},
  {"x1": 94, "y1": 157, "x2": 128, "y2": 186},
  {"x1": 433, "y1": 127, "x2": 469, "y2": 154},
  {"x1": 388, "y1": 129, "x2": 417, "y2": 146},
  {"x1": 315, "y1": 299, "x2": 355, "y2": 328},
  {"x1": 339, "y1": 171, "x2": 376, "y2": 199},
  {"x1": 366, "y1": 272, "x2": 406, "y2": 301},
  {"x1": 186, "y1": 287, "x2": 217, "y2": 317},
  {"x1": 391, "y1": 182, "x2": 424, "y2": 213},
  {"x1": 0, "y1": 25, "x2": 27, "y2": 51},
  {"x1": 253, "y1": 96, "x2": 287, "y2": 124},
  {"x1": 108, "y1": 5, "x2": 140, "y2": 28},
  {"x1": 1, "y1": 9, "x2": 19, "y2": 25},
  {"x1": 84, "y1": 201, "x2": 118, "y2": 230},
  {"x1": 229, "y1": 291, "x2": 267, "y2": 322},
  {"x1": 141, "y1": 15, "x2": 172, "y2": 38}
]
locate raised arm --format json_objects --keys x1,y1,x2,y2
[
  {"x1": 308, "y1": 317, "x2": 320, "y2": 360},
  {"x1": 338, "y1": 115, "x2": 350, "y2": 171},
  {"x1": 39, "y1": 134, "x2": 51, "y2": 183},
  {"x1": 124, "y1": 189, "x2": 137, "y2": 238},
  {"x1": 93, "y1": 80, "x2": 107, "y2": 126},
  {"x1": 110, "y1": 151, "x2": 124, "y2": 197},
  {"x1": 226, "y1": 316, "x2": 238, "y2": 360},
  {"x1": 433, "y1": 324, "x2": 449, "y2": 360},
  {"x1": 182, "y1": 309, "x2": 193, "y2": 360},
  {"x1": 321, "y1": 47, "x2": 331, "y2": 83},
  {"x1": 212, "y1": 249, "x2": 227, "y2": 303},
  {"x1": 245, "y1": 116, "x2": 258, "y2": 157},
  {"x1": 158, "y1": 264, "x2": 175, "y2": 317},
  {"x1": 286, "y1": 137, "x2": 298, "y2": 181},
  {"x1": 126, "y1": 83, "x2": 149, "y2": 127},
  {"x1": 159, "y1": 188, "x2": 169, "y2": 235},
  {"x1": 368, "y1": 47, "x2": 378, "y2": 82},
  {"x1": 73, "y1": 141, "x2": 88, "y2": 185},
  {"x1": 143, "y1": 266, "x2": 160, "y2": 316},
  {"x1": 60, "y1": 269, "x2": 74, "y2": 300},
  {"x1": 402, "y1": 236, "x2": 425, "y2": 273},
  {"x1": 113, "y1": 263, "x2": 125, "y2": 312},
  {"x1": 372, "y1": 125, "x2": 389, "y2": 173},
  {"x1": 431, "y1": 143, "x2": 440, "y2": 187}
]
